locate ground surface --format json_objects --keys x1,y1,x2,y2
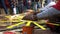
[
  {"x1": 34, "y1": 29, "x2": 60, "y2": 34},
  {"x1": 0, "y1": 29, "x2": 60, "y2": 34}
]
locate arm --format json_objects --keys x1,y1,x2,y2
[
  {"x1": 41, "y1": 1, "x2": 56, "y2": 11},
  {"x1": 22, "y1": 7, "x2": 60, "y2": 21},
  {"x1": 36, "y1": 0, "x2": 60, "y2": 20},
  {"x1": 36, "y1": 7, "x2": 60, "y2": 19},
  {"x1": 23, "y1": 0, "x2": 60, "y2": 20}
]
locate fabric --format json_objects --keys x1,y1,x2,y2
[
  {"x1": 8, "y1": 0, "x2": 14, "y2": 14},
  {"x1": 0, "y1": 0, "x2": 8, "y2": 14},
  {"x1": 37, "y1": 7, "x2": 60, "y2": 19},
  {"x1": 34, "y1": 2, "x2": 41, "y2": 11},
  {"x1": 37, "y1": 0, "x2": 60, "y2": 19},
  {"x1": 41, "y1": 1, "x2": 56, "y2": 11},
  {"x1": 3, "y1": 32, "x2": 15, "y2": 34},
  {"x1": 53, "y1": 0, "x2": 60, "y2": 11},
  {"x1": 8, "y1": 0, "x2": 14, "y2": 8},
  {"x1": 17, "y1": 0, "x2": 24, "y2": 13},
  {"x1": 46, "y1": 0, "x2": 52, "y2": 5},
  {"x1": 23, "y1": 0, "x2": 32, "y2": 9},
  {"x1": 13, "y1": 7, "x2": 16, "y2": 14},
  {"x1": 5, "y1": 0, "x2": 10, "y2": 8}
]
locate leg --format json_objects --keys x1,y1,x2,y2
[{"x1": 1, "y1": 0, "x2": 8, "y2": 14}]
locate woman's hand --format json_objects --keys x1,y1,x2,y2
[
  {"x1": 22, "y1": 10, "x2": 40, "y2": 21},
  {"x1": 22, "y1": 13, "x2": 38, "y2": 21}
]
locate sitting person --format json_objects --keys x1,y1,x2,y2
[{"x1": 23, "y1": 0, "x2": 60, "y2": 33}]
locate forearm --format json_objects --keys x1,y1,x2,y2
[{"x1": 36, "y1": 7, "x2": 60, "y2": 19}]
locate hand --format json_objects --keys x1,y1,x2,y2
[
  {"x1": 25, "y1": 9, "x2": 40, "y2": 15},
  {"x1": 25, "y1": 10, "x2": 35, "y2": 15},
  {"x1": 22, "y1": 14, "x2": 38, "y2": 21},
  {"x1": 22, "y1": 9, "x2": 40, "y2": 21}
]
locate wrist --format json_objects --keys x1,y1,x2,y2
[{"x1": 33, "y1": 15, "x2": 38, "y2": 21}]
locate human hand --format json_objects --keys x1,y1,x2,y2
[
  {"x1": 25, "y1": 10, "x2": 40, "y2": 15},
  {"x1": 22, "y1": 9, "x2": 40, "y2": 21},
  {"x1": 22, "y1": 14, "x2": 37, "y2": 21}
]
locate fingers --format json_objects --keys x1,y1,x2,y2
[{"x1": 22, "y1": 14, "x2": 34, "y2": 20}]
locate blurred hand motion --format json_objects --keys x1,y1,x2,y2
[{"x1": 22, "y1": 9, "x2": 39, "y2": 21}]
